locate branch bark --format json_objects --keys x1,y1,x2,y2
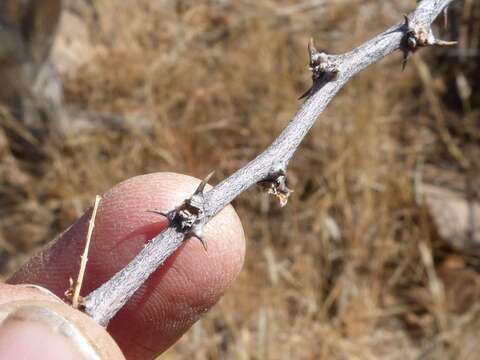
[{"x1": 83, "y1": 0, "x2": 457, "y2": 325}]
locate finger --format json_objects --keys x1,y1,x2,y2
[
  {"x1": 8, "y1": 172, "x2": 246, "y2": 359},
  {"x1": 0, "y1": 283, "x2": 124, "y2": 359}
]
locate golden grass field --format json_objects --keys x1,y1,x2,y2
[{"x1": 1, "y1": 0, "x2": 479, "y2": 358}]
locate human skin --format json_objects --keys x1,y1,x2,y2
[{"x1": 4, "y1": 172, "x2": 246, "y2": 359}]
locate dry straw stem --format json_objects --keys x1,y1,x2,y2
[
  {"x1": 73, "y1": 195, "x2": 102, "y2": 309},
  {"x1": 83, "y1": 0, "x2": 458, "y2": 326}
]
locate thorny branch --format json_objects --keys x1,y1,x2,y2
[{"x1": 83, "y1": 0, "x2": 458, "y2": 325}]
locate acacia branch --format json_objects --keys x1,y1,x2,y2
[{"x1": 83, "y1": 0, "x2": 457, "y2": 325}]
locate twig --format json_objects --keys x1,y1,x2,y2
[
  {"x1": 72, "y1": 195, "x2": 101, "y2": 309},
  {"x1": 83, "y1": 0, "x2": 458, "y2": 326}
]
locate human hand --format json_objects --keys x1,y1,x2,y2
[{"x1": 1, "y1": 173, "x2": 245, "y2": 359}]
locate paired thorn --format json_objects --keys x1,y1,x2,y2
[
  {"x1": 300, "y1": 38, "x2": 339, "y2": 99},
  {"x1": 148, "y1": 171, "x2": 214, "y2": 252},
  {"x1": 401, "y1": 14, "x2": 457, "y2": 71}
]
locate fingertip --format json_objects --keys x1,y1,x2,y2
[
  {"x1": 0, "y1": 284, "x2": 125, "y2": 360},
  {"x1": 8, "y1": 172, "x2": 246, "y2": 358}
]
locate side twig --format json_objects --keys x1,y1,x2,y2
[{"x1": 83, "y1": 0, "x2": 458, "y2": 326}]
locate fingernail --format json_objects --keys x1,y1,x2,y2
[{"x1": 0, "y1": 302, "x2": 101, "y2": 360}]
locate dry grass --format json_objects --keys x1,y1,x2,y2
[{"x1": 1, "y1": 0, "x2": 479, "y2": 359}]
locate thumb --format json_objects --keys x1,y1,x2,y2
[{"x1": 0, "y1": 284, "x2": 124, "y2": 359}]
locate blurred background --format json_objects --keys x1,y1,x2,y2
[{"x1": 0, "y1": 0, "x2": 479, "y2": 358}]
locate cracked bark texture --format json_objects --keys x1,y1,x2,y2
[{"x1": 83, "y1": 0, "x2": 458, "y2": 325}]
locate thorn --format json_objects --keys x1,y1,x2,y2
[
  {"x1": 191, "y1": 230, "x2": 207, "y2": 251},
  {"x1": 434, "y1": 39, "x2": 457, "y2": 46},
  {"x1": 197, "y1": 236, "x2": 208, "y2": 251},
  {"x1": 401, "y1": 49, "x2": 410, "y2": 71},
  {"x1": 308, "y1": 37, "x2": 318, "y2": 65},
  {"x1": 443, "y1": 7, "x2": 448, "y2": 29},
  {"x1": 403, "y1": 14, "x2": 410, "y2": 30},
  {"x1": 401, "y1": 14, "x2": 417, "y2": 70},
  {"x1": 146, "y1": 209, "x2": 170, "y2": 218},
  {"x1": 299, "y1": 86, "x2": 313, "y2": 100},
  {"x1": 301, "y1": 38, "x2": 338, "y2": 99},
  {"x1": 194, "y1": 171, "x2": 215, "y2": 195}
]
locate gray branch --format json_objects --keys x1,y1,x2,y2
[{"x1": 83, "y1": 0, "x2": 457, "y2": 326}]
